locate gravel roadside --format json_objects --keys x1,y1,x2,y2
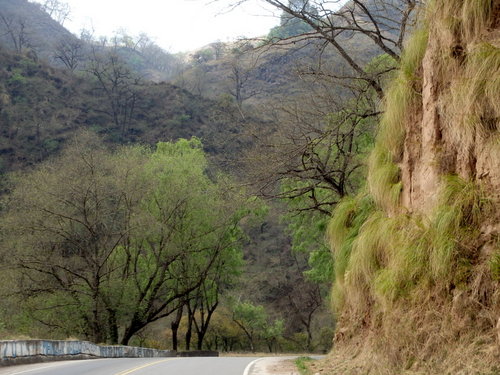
[{"x1": 245, "y1": 357, "x2": 301, "y2": 375}]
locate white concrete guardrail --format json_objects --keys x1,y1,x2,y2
[{"x1": 0, "y1": 340, "x2": 177, "y2": 366}]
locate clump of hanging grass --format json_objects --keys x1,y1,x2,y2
[
  {"x1": 327, "y1": 196, "x2": 358, "y2": 253},
  {"x1": 328, "y1": 193, "x2": 375, "y2": 312},
  {"x1": 443, "y1": 43, "x2": 500, "y2": 147},
  {"x1": 428, "y1": 0, "x2": 494, "y2": 43},
  {"x1": 345, "y1": 212, "x2": 396, "y2": 291},
  {"x1": 375, "y1": 79, "x2": 413, "y2": 160},
  {"x1": 461, "y1": 0, "x2": 494, "y2": 41},
  {"x1": 338, "y1": 176, "x2": 489, "y2": 312},
  {"x1": 366, "y1": 27, "x2": 428, "y2": 213},
  {"x1": 490, "y1": 249, "x2": 500, "y2": 281},
  {"x1": 376, "y1": 27, "x2": 428, "y2": 160},
  {"x1": 426, "y1": 176, "x2": 487, "y2": 282},
  {"x1": 400, "y1": 28, "x2": 429, "y2": 81},
  {"x1": 372, "y1": 215, "x2": 428, "y2": 307},
  {"x1": 394, "y1": 177, "x2": 487, "y2": 295},
  {"x1": 367, "y1": 145, "x2": 402, "y2": 212}
]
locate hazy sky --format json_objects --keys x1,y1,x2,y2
[{"x1": 43, "y1": 0, "x2": 281, "y2": 52}]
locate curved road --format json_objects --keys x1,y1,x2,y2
[{"x1": 0, "y1": 357, "x2": 263, "y2": 375}]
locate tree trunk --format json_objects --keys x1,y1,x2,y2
[
  {"x1": 107, "y1": 308, "x2": 119, "y2": 345},
  {"x1": 171, "y1": 306, "x2": 183, "y2": 351},
  {"x1": 185, "y1": 312, "x2": 193, "y2": 350}
]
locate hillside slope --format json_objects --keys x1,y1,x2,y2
[
  {"x1": 0, "y1": 0, "x2": 182, "y2": 81},
  {"x1": 0, "y1": 0, "x2": 75, "y2": 60},
  {"x1": 321, "y1": 0, "x2": 500, "y2": 373},
  {"x1": 0, "y1": 44, "x2": 262, "y2": 172}
]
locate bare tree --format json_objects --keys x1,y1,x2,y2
[
  {"x1": 53, "y1": 36, "x2": 84, "y2": 71},
  {"x1": 247, "y1": 76, "x2": 378, "y2": 214},
  {"x1": 86, "y1": 49, "x2": 142, "y2": 137},
  {"x1": 0, "y1": 13, "x2": 34, "y2": 54},
  {"x1": 210, "y1": 41, "x2": 226, "y2": 60},
  {"x1": 224, "y1": 0, "x2": 417, "y2": 212},
  {"x1": 39, "y1": 0, "x2": 71, "y2": 26},
  {"x1": 229, "y1": 0, "x2": 418, "y2": 98},
  {"x1": 227, "y1": 43, "x2": 262, "y2": 118}
]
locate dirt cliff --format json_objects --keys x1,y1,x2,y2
[{"x1": 325, "y1": 0, "x2": 500, "y2": 373}]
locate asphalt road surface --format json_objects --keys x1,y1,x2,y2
[{"x1": 0, "y1": 357, "x2": 262, "y2": 375}]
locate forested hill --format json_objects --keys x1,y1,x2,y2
[
  {"x1": 0, "y1": 0, "x2": 74, "y2": 60},
  {"x1": 0, "y1": 0, "x2": 183, "y2": 80},
  {"x1": 0, "y1": 44, "x2": 262, "y2": 173}
]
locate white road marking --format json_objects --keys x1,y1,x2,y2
[
  {"x1": 242, "y1": 358, "x2": 264, "y2": 375},
  {"x1": 2, "y1": 361, "x2": 76, "y2": 375}
]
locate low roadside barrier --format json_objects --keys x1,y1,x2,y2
[{"x1": 0, "y1": 340, "x2": 176, "y2": 366}]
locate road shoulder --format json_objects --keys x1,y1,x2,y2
[{"x1": 245, "y1": 357, "x2": 300, "y2": 375}]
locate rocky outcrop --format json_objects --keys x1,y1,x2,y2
[
  {"x1": 401, "y1": 2, "x2": 500, "y2": 216},
  {"x1": 326, "y1": 0, "x2": 500, "y2": 373}
]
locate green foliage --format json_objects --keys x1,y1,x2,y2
[
  {"x1": 0, "y1": 134, "x2": 249, "y2": 344},
  {"x1": 231, "y1": 300, "x2": 288, "y2": 352},
  {"x1": 329, "y1": 175, "x2": 490, "y2": 313},
  {"x1": 7, "y1": 69, "x2": 27, "y2": 85},
  {"x1": 490, "y1": 249, "x2": 500, "y2": 281},
  {"x1": 267, "y1": 18, "x2": 312, "y2": 40},
  {"x1": 282, "y1": 181, "x2": 333, "y2": 283},
  {"x1": 367, "y1": 146, "x2": 402, "y2": 212},
  {"x1": 295, "y1": 357, "x2": 314, "y2": 375},
  {"x1": 266, "y1": 0, "x2": 317, "y2": 41},
  {"x1": 233, "y1": 301, "x2": 267, "y2": 331},
  {"x1": 400, "y1": 29, "x2": 429, "y2": 81}
]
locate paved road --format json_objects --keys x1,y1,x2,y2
[{"x1": 0, "y1": 357, "x2": 262, "y2": 375}]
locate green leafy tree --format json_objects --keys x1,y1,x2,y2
[
  {"x1": 267, "y1": 0, "x2": 316, "y2": 40},
  {"x1": 262, "y1": 318, "x2": 284, "y2": 353},
  {"x1": 183, "y1": 225, "x2": 245, "y2": 350},
  {"x1": 0, "y1": 132, "x2": 147, "y2": 343},
  {"x1": 232, "y1": 301, "x2": 267, "y2": 352},
  {"x1": 0, "y1": 134, "x2": 249, "y2": 345}
]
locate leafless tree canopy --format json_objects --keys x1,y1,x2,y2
[
  {"x1": 233, "y1": 0, "x2": 419, "y2": 97},
  {"x1": 53, "y1": 36, "x2": 83, "y2": 71},
  {"x1": 231, "y1": 0, "x2": 419, "y2": 214},
  {"x1": 0, "y1": 13, "x2": 34, "y2": 54},
  {"x1": 39, "y1": 0, "x2": 71, "y2": 26},
  {"x1": 86, "y1": 49, "x2": 143, "y2": 136}
]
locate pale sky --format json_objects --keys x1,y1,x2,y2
[{"x1": 43, "y1": 0, "x2": 281, "y2": 53}]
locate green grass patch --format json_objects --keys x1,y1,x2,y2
[
  {"x1": 330, "y1": 175, "x2": 490, "y2": 312},
  {"x1": 328, "y1": 193, "x2": 375, "y2": 311},
  {"x1": 367, "y1": 145, "x2": 402, "y2": 212},
  {"x1": 491, "y1": 250, "x2": 500, "y2": 281},
  {"x1": 295, "y1": 356, "x2": 314, "y2": 375},
  {"x1": 400, "y1": 28, "x2": 429, "y2": 81}
]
